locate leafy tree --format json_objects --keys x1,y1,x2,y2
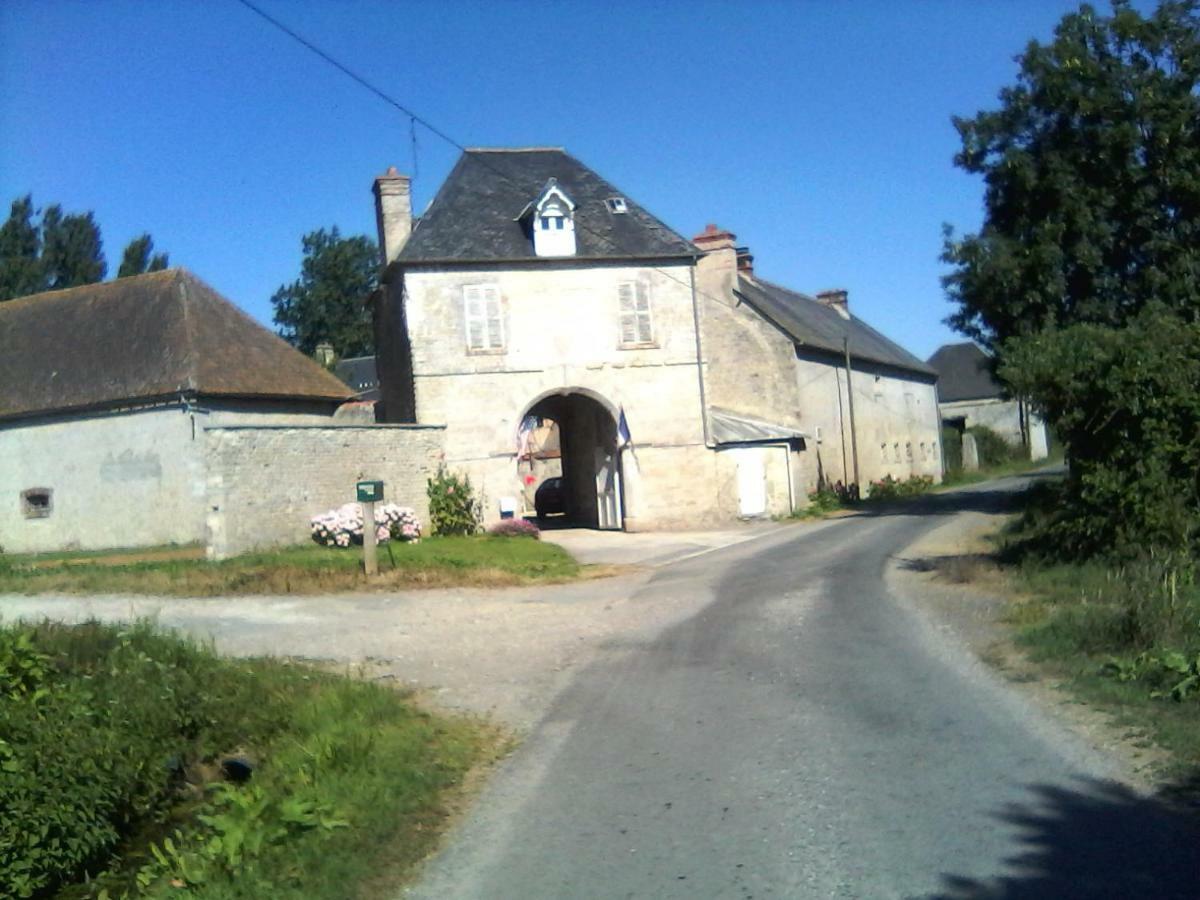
[
  {"x1": 0, "y1": 195, "x2": 43, "y2": 301},
  {"x1": 271, "y1": 227, "x2": 377, "y2": 358},
  {"x1": 117, "y1": 233, "x2": 169, "y2": 278},
  {"x1": 943, "y1": 0, "x2": 1200, "y2": 348},
  {"x1": 943, "y1": 1, "x2": 1200, "y2": 558},
  {"x1": 39, "y1": 204, "x2": 106, "y2": 290}
]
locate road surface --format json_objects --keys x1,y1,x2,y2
[{"x1": 408, "y1": 479, "x2": 1200, "y2": 899}]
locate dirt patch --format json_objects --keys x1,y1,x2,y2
[
  {"x1": 891, "y1": 512, "x2": 1174, "y2": 789},
  {"x1": 26, "y1": 545, "x2": 206, "y2": 568}
]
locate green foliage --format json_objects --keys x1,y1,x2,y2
[
  {"x1": 944, "y1": 1, "x2": 1200, "y2": 562},
  {"x1": 117, "y1": 233, "x2": 169, "y2": 278},
  {"x1": 941, "y1": 426, "x2": 963, "y2": 471},
  {"x1": 966, "y1": 425, "x2": 1023, "y2": 468},
  {"x1": 806, "y1": 487, "x2": 844, "y2": 515},
  {"x1": 0, "y1": 621, "x2": 488, "y2": 899},
  {"x1": 1001, "y1": 305, "x2": 1200, "y2": 557},
  {"x1": 943, "y1": 0, "x2": 1200, "y2": 346},
  {"x1": 40, "y1": 204, "x2": 107, "y2": 289},
  {"x1": 1101, "y1": 650, "x2": 1200, "y2": 702},
  {"x1": 0, "y1": 195, "x2": 44, "y2": 300},
  {"x1": 866, "y1": 474, "x2": 934, "y2": 501},
  {"x1": 426, "y1": 465, "x2": 483, "y2": 537},
  {"x1": 270, "y1": 226, "x2": 378, "y2": 358}
]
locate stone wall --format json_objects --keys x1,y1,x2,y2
[
  {"x1": 0, "y1": 406, "x2": 204, "y2": 554},
  {"x1": 939, "y1": 397, "x2": 1050, "y2": 461},
  {"x1": 203, "y1": 423, "x2": 445, "y2": 559}
]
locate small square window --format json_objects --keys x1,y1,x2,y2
[
  {"x1": 22, "y1": 488, "x2": 52, "y2": 519},
  {"x1": 606, "y1": 197, "x2": 628, "y2": 214}
]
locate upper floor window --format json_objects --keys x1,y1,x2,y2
[
  {"x1": 618, "y1": 282, "x2": 654, "y2": 347},
  {"x1": 528, "y1": 179, "x2": 577, "y2": 257},
  {"x1": 463, "y1": 284, "x2": 504, "y2": 352}
]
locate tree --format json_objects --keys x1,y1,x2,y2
[
  {"x1": 0, "y1": 196, "x2": 43, "y2": 301},
  {"x1": 271, "y1": 227, "x2": 377, "y2": 358},
  {"x1": 943, "y1": 1, "x2": 1200, "y2": 558},
  {"x1": 117, "y1": 233, "x2": 169, "y2": 278},
  {"x1": 39, "y1": 204, "x2": 106, "y2": 290},
  {"x1": 943, "y1": 0, "x2": 1200, "y2": 348}
]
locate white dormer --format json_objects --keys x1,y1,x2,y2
[{"x1": 529, "y1": 179, "x2": 577, "y2": 257}]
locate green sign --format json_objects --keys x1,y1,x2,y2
[{"x1": 356, "y1": 480, "x2": 384, "y2": 503}]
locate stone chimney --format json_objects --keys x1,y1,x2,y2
[
  {"x1": 314, "y1": 341, "x2": 335, "y2": 367},
  {"x1": 816, "y1": 289, "x2": 850, "y2": 320},
  {"x1": 372, "y1": 166, "x2": 412, "y2": 268},
  {"x1": 735, "y1": 246, "x2": 754, "y2": 278}
]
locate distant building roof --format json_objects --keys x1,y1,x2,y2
[
  {"x1": 926, "y1": 342, "x2": 1003, "y2": 402},
  {"x1": 733, "y1": 276, "x2": 936, "y2": 378},
  {"x1": 333, "y1": 355, "x2": 380, "y2": 401},
  {"x1": 0, "y1": 269, "x2": 353, "y2": 422},
  {"x1": 398, "y1": 148, "x2": 697, "y2": 264}
]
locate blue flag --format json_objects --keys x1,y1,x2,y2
[{"x1": 617, "y1": 407, "x2": 632, "y2": 447}]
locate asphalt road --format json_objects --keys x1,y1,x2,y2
[{"x1": 409, "y1": 480, "x2": 1200, "y2": 899}]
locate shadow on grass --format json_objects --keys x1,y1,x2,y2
[{"x1": 929, "y1": 775, "x2": 1200, "y2": 899}]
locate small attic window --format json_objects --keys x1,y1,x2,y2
[
  {"x1": 606, "y1": 197, "x2": 628, "y2": 214},
  {"x1": 21, "y1": 488, "x2": 52, "y2": 519}
]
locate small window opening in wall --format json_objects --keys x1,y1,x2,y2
[
  {"x1": 606, "y1": 197, "x2": 628, "y2": 213},
  {"x1": 21, "y1": 488, "x2": 52, "y2": 519}
]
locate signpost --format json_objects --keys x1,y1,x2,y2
[{"x1": 356, "y1": 480, "x2": 384, "y2": 576}]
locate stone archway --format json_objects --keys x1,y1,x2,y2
[{"x1": 520, "y1": 389, "x2": 623, "y2": 530}]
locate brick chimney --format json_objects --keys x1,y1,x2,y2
[
  {"x1": 816, "y1": 289, "x2": 850, "y2": 319},
  {"x1": 735, "y1": 246, "x2": 754, "y2": 278},
  {"x1": 372, "y1": 166, "x2": 411, "y2": 268},
  {"x1": 693, "y1": 223, "x2": 736, "y2": 253}
]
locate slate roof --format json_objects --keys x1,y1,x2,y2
[
  {"x1": 333, "y1": 355, "x2": 381, "y2": 401},
  {"x1": 926, "y1": 342, "x2": 1003, "y2": 402},
  {"x1": 0, "y1": 269, "x2": 353, "y2": 422},
  {"x1": 733, "y1": 276, "x2": 936, "y2": 378},
  {"x1": 398, "y1": 148, "x2": 697, "y2": 263}
]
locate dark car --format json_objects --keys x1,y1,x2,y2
[{"x1": 534, "y1": 477, "x2": 565, "y2": 518}]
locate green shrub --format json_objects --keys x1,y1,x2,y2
[
  {"x1": 426, "y1": 465, "x2": 483, "y2": 537},
  {"x1": 866, "y1": 474, "x2": 934, "y2": 501},
  {"x1": 966, "y1": 425, "x2": 1023, "y2": 468},
  {"x1": 941, "y1": 426, "x2": 963, "y2": 471}
]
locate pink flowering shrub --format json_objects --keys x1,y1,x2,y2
[
  {"x1": 310, "y1": 503, "x2": 422, "y2": 547},
  {"x1": 487, "y1": 518, "x2": 541, "y2": 539}
]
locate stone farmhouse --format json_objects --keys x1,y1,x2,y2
[
  {"x1": 927, "y1": 341, "x2": 1049, "y2": 461},
  {"x1": 371, "y1": 147, "x2": 942, "y2": 530},
  {"x1": 0, "y1": 270, "x2": 442, "y2": 556}
]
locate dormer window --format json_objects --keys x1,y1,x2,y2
[
  {"x1": 524, "y1": 178, "x2": 577, "y2": 257},
  {"x1": 606, "y1": 197, "x2": 628, "y2": 214}
]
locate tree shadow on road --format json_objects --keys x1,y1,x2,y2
[
  {"x1": 928, "y1": 775, "x2": 1200, "y2": 899},
  {"x1": 847, "y1": 470, "x2": 1064, "y2": 520}
]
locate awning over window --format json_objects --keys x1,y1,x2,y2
[{"x1": 709, "y1": 408, "x2": 808, "y2": 445}]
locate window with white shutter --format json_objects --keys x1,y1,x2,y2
[
  {"x1": 617, "y1": 281, "x2": 654, "y2": 347},
  {"x1": 463, "y1": 285, "x2": 504, "y2": 352}
]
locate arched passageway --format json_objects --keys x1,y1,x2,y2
[{"x1": 519, "y1": 390, "x2": 623, "y2": 530}]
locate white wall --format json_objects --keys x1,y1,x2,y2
[
  {"x1": 0, "y1": 406, "x2": 203, "y2": 553},
  {"x1": 940, "y1": 397, "x2": 1049, "y2": 461}
]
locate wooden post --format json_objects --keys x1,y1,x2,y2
[{"x1": 362, "y1": 500, "x2": 378, "y2": 576}]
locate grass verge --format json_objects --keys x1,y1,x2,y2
[
  {"x1": 0, "y1": 535, "x2": 582, "y2": 596},
  {"x1": 1, "y1": 620, "x2": 503, "y2": 899}
]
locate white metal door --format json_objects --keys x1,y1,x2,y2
[{"x1": 734, "y1": 447, "x2": 767, "y2": 517}]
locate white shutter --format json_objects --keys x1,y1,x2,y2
[
  {"x1": 485, "y1": 289, "x2": 503, "y2": 349},
  {"x1": 464, "y1": 285, "x2": 503, "y2": 351},
  {"x1": 618, "y1": 283, "x2": 637, "y2": 345},
  {"x1": 635, "y1": 282, "x2": 653, "y2": 344}
]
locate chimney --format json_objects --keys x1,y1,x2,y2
[
  {"x1": 692, "y1": 223, "x2": 736, "y2": 253},
  {"x1": 735, "y1": 246, "x2": 754, "y2": 278},
  {"x1": 816, "y1": 289, "x2": 850, "y2": 319},
  {"x1": 314, "y1": 341, "x2": 335, "y2": 367},
  {"x1": 372, "y1": 166, "x2": 412, "y2": 268}
]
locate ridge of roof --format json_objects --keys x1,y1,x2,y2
[
  {"x1": 0, "y1": 269, "x2": 353, "y2": 422},
  {"x1": 927, "y1": 341, "x2": 1003, "y2": 402},
  {"x1": 735, "y1": 275, "x2": 935, "y2": 377},
  {"x1": 465, "y1": 146, "x2": 567, "y2": 152}
]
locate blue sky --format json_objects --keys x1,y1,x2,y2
[{"x1": 0, "y1": 0, "x2": 1122, "y2": 359}]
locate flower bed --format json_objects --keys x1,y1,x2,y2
[
  {"x1": 310, "y1": 503, "x2": 422, "y2": 548},
  {"x1": 487, "y1": 518, "x2": 541, "y2": 538}
]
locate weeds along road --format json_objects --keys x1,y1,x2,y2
[{"x1": 408, "y1": 476, "x2": 1200, "y2": 900}]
